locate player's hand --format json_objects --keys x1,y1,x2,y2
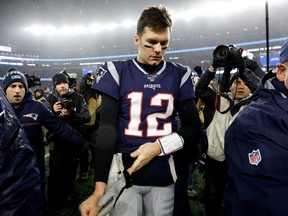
[
  {"x1": 79, "y1": 194, "x2": 101, "y2": 216},
  {"x1": 98, "y1": 171, "x2": 132, "y2": 216},
  {"x1": 79, "y1": 182, "x2": 106, "y2": 216},
  {"x1": 127, "y1": 141, "x2": 161, "y2": 175}
]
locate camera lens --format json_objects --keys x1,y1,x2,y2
[{"x1": 218, "y1": 49, "x2": 228, "y2": 57}]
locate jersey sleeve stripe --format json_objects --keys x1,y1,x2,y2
[
  {"x1": 107, "y1": 61, "x2": 120, "y2": 85},
  {"x1": 180, "y1": 67, "x2": 192, "y2": 87}
]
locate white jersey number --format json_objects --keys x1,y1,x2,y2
[{"x1": 125, "y1": 92, "x2": 174, "y2": 137}]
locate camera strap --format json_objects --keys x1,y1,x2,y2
[
  {"x1": 215, "y1": 78, "x2": 222, "y2": 112},
  {"x1": 215, "y1": 77, "x2": 232, "y2": 114}
]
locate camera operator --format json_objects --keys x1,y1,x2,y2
[
  {"x1": 46, "y1": 73, "x2": 90, "y2": 212},
  {"x1": 195, "y1": 46, "x2": 260, "y2": 216}
]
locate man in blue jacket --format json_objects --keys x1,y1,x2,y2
[
  {"x1": 2, "y1": 69, "x2": 87, "y2": 215},
  {"x1": 225, "y1": 39, "x2": 288, "y2": 216},
  {"x1": 0, "y1": 87, "x2": 43, "y2": 216}
]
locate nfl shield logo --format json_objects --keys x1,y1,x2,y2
[{"x1": 248, "y1": 149, "x2": 262, "y2": 166}]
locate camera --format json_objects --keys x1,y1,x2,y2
[
  {"x1": 213, "y1": 45, "x2": 244, "y2": 68},
  {"x1": 60, "y1": 98, "x2": 75, "y2": 112},
  {"x1": 24, "y1": 73, "x2": 41, "y2": 88}
]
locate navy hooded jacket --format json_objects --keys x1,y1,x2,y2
[
  {"x1": 224, "y1": 72, "x2": 288, "y2": 216},
  {"x1": 0, "y1": 88, "x2": 43, "y2": 216}
]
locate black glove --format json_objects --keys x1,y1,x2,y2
[
  {"x1": 194, "y1": 66, "x2": 203, "y2": 77},
  {"x1": 239, "y1": 68, "x2": 260, "y2": 93},
  {"x1": 244, "y1": 58, "x2": 259, "y2": 71},
  {"x1": 212, "y1": 57, "x2": 219, "y2": 69}
]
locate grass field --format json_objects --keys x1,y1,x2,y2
[{"x1": 45, "y1": 147, "x2": 206, "y2": 216}]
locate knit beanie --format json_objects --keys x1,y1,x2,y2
[
  {"x1": 280, "y1": 39, "x2": 288, "y2": 63},
  {"x1": 52, "y1": 73, "x2": 69, "y2": 88},
  {"x1": 2, "y1": 70, "x2": 28, "y2": 93}
]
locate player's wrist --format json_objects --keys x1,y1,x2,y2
[{"x1": 156, "y1": 132, "x2": 184, "y2": 156}]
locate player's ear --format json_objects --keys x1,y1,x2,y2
[{"x1": 134, "y1": 34, "x2": 140, "y2": 48}]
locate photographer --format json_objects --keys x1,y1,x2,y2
[
  {"x1": 46, "y1": 72, "x2": 90, "y2": 212},
  {"x1": 195, "y1": 45, "x2": 260, "y2": 216}
]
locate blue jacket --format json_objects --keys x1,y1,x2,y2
[
  {"x1": 0, "y1": 88, "x2": 43, "y2": 216},
  {"x1": 13, "y1": 92, "x2": 85, "y2": 181},
  {"x1": 224, "y1": 72, "x2": 288, "y2": 216}
]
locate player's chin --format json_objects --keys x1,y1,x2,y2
[{"x1": 149, "y1": 58, "x2": 161, "y2": 66}]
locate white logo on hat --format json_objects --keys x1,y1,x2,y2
[{"x1": 11, "y1": 75, "x2": 22, "y2": 80}]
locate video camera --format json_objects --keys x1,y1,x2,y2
[{"x1": 24, "y1": 73, "x2": 41, "y2": 88}]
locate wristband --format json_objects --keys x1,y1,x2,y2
[{"x1": 157, "y1": 133, "x2": 184, "y2": 156}]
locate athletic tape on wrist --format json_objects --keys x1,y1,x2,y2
[{"x1": 157, "y1": 133, "x2": 184, "y2": 156}]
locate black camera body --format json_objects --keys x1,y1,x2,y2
[
  {"x1": 60, "y1": 98, "x2": 75, "y2": 112},
  {"x1": 213, "y1": 45, "x2": 244, "y2": 68},
  {"x1": 24, "y1": 73, "x2": 41, "y2": 88}
]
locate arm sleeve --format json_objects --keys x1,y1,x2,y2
[
  {"x1": 93, "y1": 93, "x2": 119, "y2": 183},
  {"x1": 195, "y1": 68, "x2": 216, "y2": 110},
  {"x1": 176, "y1": 99, "x2": 201, "y2": 146},
  {"x1": 221, "y1": 67, "x2": 232, "y2": 93},
  {"x1": 41, "y1": 105, "x2": 85, "y2": 147}
]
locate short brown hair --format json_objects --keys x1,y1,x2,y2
[{"x1": 136, "y1": 5, "x2": 172, "y2": 36}]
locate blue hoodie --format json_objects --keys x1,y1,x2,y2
[
  {"x1": 0, "y1": 88, "x2": 43, "y2": 216},
  {"x1": 225, "y1": 72, "x2": 288, "y2": 216}
]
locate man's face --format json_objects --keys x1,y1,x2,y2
[
  {"x1": 35, "y1": 91, "x2": 42, "y2": 99},
  {"x1": 55, "y1": 82, "x2": 69, "y2": 96},
  {"x1": 134, "y1": 27, "x2": 170, "y2": 66},
  {"x1": 277, "y1": 62, "x2": 288, "y2": 89},
  {"x1": 5, "y1": 82, "x2": 26, "y2": 105},
  {"x1": 230, "y1": 77, "x2": 251, "y2": 100}
]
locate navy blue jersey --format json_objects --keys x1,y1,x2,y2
[{"x1": 93, "y1": 59, "x2": 195, "y2": 154}]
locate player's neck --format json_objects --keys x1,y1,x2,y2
[{"x1": 135, "y1": 58, "x2": 163, "y2": 74}]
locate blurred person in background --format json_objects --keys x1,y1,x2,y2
[
  {"x1": 46, "y1": 72, "x2": 90, "y2": 212},
  {"x1": 195, "y1": 51, "x2": 260, "y2": 216},
  {"x1": 79, "y1": 5, "x2": 200, "y2": 216},
  {"x1": 0, "y1": 87, "x2": 43, "y2": 216},
  {"x1": 34, "y1": 88, "x2": 48, "y2": 104},
  {"x1": 79, "y1": 72, "x2": 102, "y2": 179},
  {"x1": 43, "y1": 86, "x2": 51, "y2": 99},
  {"x1": 2, "y1": 68, "x2": 87, "y2": 215},
  {"x1": 224, "y1": 40, "x2": 288, "y2": 216}
]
